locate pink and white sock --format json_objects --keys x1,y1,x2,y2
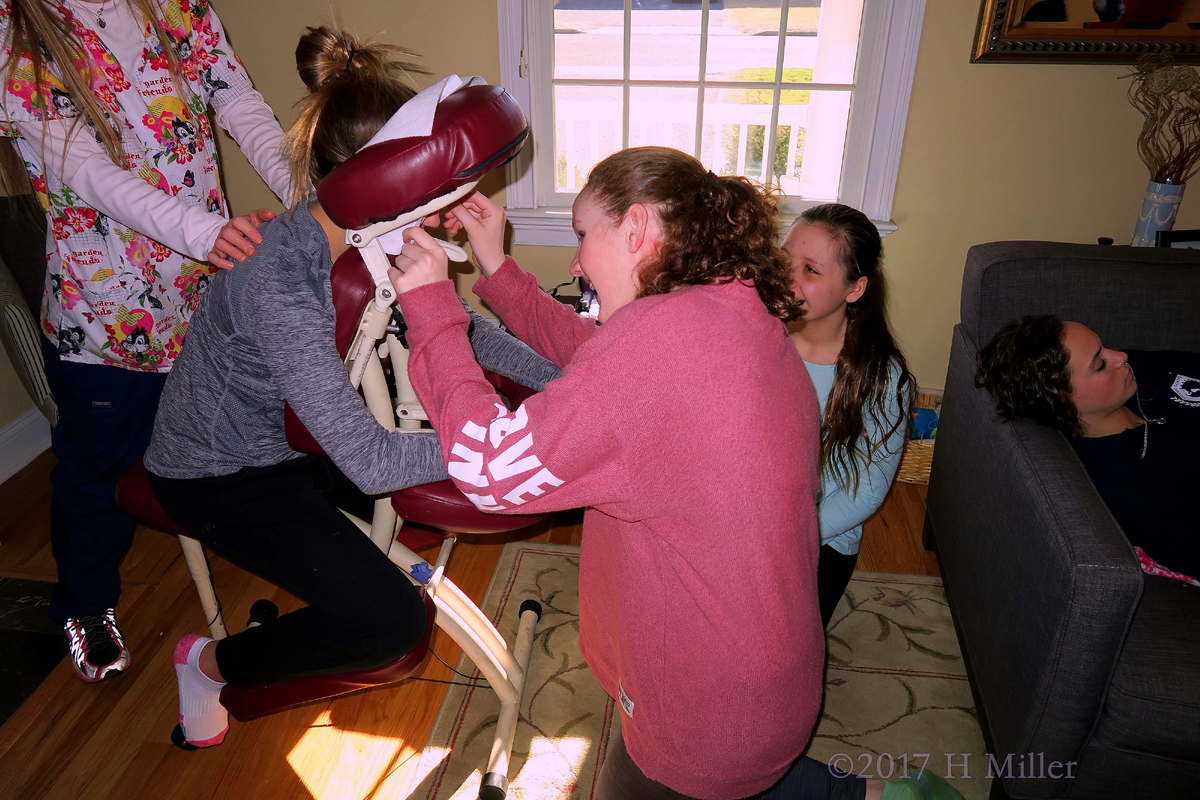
[{"x1": 174, "y1": 634, "x2": 228, "y2": 748}]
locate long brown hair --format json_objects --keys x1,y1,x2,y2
[
  {"x1": 1, "y1": 0, "x2": 190, "y2": 198},
  {"x1": 798, "y1": 203, "x2": 915, "y2": 494},
  {"x1": 583, "y1": 146, "x2": 801, "y2": 321},
  {"x1": 279, "y1": 26, "x2": 424, "y2": 208}
]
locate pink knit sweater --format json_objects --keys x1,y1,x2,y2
[{"x1": 399, "y1": 258, "x2": 825, "y2": 799}]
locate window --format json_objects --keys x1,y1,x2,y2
[{"x1": 497, "y1": 0, "x2": 926, "y2": 246}]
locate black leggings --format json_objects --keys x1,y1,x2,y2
[
  {"x1": 817, "y1": 545, "x2": 859, "y2": 628},
  {"x1": 148, "y1": 457, "x2": 427, "y2": 684},
  {"x1": 595, "y1": 727, "x2": 866, "y2": 800}
]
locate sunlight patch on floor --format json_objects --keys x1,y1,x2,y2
[
  {"x1": 434, "y1": 736, "x2": 591, "y2": 800},
  {"x1": 287, "y1": 709, "x2": 416, "y2": 800},
  {"x1": 509, "y1": 735, "x2": 592, "y2": 798},
  {"x1": 392, "y1": 745, "x2": 452, "y2": 798}
]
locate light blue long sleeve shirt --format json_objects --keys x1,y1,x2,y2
[{"x1": 805, "y1": 360, "x2": 907, "y2": 555}]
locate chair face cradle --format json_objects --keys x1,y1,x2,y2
[{"x1": 118, "y1": 83, "x2": 546, "y2": 800}]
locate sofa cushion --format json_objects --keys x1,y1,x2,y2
[{"x1": 1094, "y1": 575, "x2": 1200, "y2": 762}]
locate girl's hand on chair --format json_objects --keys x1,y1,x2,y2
[
  {"x1": 208, "y1": 209, "x2": 274, "y2": 269},
  {"x1": 444, "y1": 192, "x2": 506, "y2": 277},
  {"x1": 389, "y1": 226, "x2": 450, "y2": 295}
]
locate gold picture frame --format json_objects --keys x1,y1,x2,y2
[{"x1": 973, "y1": 0, "x2": 1200, "y2": 63}]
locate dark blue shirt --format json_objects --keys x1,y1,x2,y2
[{"x1": 1070, "y1": 350, "x2": 1200, "y2": 577}]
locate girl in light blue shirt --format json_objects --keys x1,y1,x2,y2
[{"x1": 784, "y1": 204, "x2": 915, "y2": 627}]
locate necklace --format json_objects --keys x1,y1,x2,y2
[
  {"x1": 1131, "y1": 387, "x2": 1164, "y2": 460},
  {"x1": 1139, "y1": 417, "x2": 1165, "y2": 460},
  {"x1": 74, "y1": 0, "x2": 116, "y2": 29}
]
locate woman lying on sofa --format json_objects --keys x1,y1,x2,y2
[{"x1": 975, "y1": 314, "x2": 1199, "y2": 587}]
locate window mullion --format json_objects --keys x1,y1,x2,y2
[
  {"x1": 694, "y1": 0, "x2": 710, "y2": 160},
  {"x1": 764, "y1": 1, "x2": 790, "y2": 187},
  {"x1": 622, "y1": 0, "x2": 632, "y2": 150}
]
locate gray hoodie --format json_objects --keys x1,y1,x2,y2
[{"x1": 144, "y1": 201, "x2": 560, "y2": 494}]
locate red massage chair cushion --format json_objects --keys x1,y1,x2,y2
[
  {"x1": 283, "y1": 84, "x2": 544, "y2": 535},
  {"x1": 317, "y1": 84, "x2": 528, "y2": 230},
  {"x1": 115, "y1": 458, "x2": 188, "y2": 538},
  {"x1": 286, "y1": 83, "x2": 530, "y2": 457}
]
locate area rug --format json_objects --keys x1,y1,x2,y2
[
  {"x1": 404, "y1": 542, "x2": 615, "y2": 800},
  {"x1": 405, "y1": 549, "x2": 987, "y2": 800},
  {"x1": 806, "y1": 571, "x2": 988, "y2": 800}
]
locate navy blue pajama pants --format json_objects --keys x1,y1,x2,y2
[{"x1": 40, "y1": 336, "x2": 167, "y2": 623}]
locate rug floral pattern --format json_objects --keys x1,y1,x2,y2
[
  {"x1": 405, "y1": 543, "x2": 617, "y2": 800},
  {"x1": 406, "y1": 552, "x2": 987, "y2": 800},
  {"x1": 805, "y1": 571, "x2": 988, "y2": 800}
]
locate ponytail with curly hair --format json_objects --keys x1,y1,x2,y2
[
  {"x1": 280, "y1": 26, "x2": 425, "y2": 208},
  {"x1": 975, "y1": 314, "x2": 1083, "y2": 437},
  {"x1": 582, "y1": 146, "x2": 801, "y2": 321}
]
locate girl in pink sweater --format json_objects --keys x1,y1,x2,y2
[{"x1": 390, "y1": 148, "x2": 962, "y2": 800}]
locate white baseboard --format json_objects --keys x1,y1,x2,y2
[{"x1": 0, "y1": 408, "x2": 52, "y2": 486}]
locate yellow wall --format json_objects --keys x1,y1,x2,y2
[
  {"x1": 204, "y1": 0, "x2": 570, "y2": 308},
  {"x1": 2, "y1": 0, "x2": 1197, "y2": 429},
  {"x1": 205, "y1": 0, "x2": 1200, "y2": 389},
  {"x1": 883, "y1": 0, "x2": 1200, "y2": 387},
  {"x1": 0, "y1": 355, "x2": 31, "y2": 428}
]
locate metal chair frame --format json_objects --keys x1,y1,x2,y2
[{"x1": 177, "y1": 190, "x2": 539, "y2": 798}]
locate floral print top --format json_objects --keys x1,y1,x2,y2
[{"x1": 1, "y1": 0, "x2": 253, "y2": 371}]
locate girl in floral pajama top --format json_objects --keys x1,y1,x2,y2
[{"x1": 1, "y1": 0, "x2": 288, "y2": 682}]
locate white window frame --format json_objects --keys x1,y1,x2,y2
[{"x1": 497, "y1": 0, "x2": 926, "y2": 246}]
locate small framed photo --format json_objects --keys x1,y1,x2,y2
[{"x1": 1155, "y1": 229, "x2": 1200, "y2": 248}]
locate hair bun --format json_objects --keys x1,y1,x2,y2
[
  {"x1": 296, "y1": 26, "x2": 361, "y2": 92},
  {"x1": 281, "y1": 27, "x2": 423, "y2": 208}
]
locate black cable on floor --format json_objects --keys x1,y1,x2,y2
[
  {"x1": 409, "y1": 676, "x2": 484, "y2": 688},
  {"x1": 429, "y1": 649, "x2": 486, "y2": 684}
]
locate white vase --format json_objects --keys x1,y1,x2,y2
[{"x1": 1131, "y1": 179, "x2": 1186, "y2": 247}]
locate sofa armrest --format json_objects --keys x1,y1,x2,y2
[{"x1": 927, "y1": 325, "x2": 1143, "y2": 797}]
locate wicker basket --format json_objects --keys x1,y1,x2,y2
[{"x1": 897, "y1": 438, "x2": 935, "y2": 485}]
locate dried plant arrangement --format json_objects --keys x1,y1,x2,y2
[{"x1": 1124, "y1": 54, "x2": 1200, "y2": 186}]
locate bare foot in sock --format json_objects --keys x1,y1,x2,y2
[{"x1": 173, "y1": 634, "x2": 228, "y2": 750}]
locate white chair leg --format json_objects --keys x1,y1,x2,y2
[
  {"x1": 481, "y1": 603, "x2": 541, "y2": 800},
  {"x1": 388, "y1": 536, "x2": 543, "y2": 800},
  {"x1": 178, "y1": 535, "x2": 227, "y2": 639}
]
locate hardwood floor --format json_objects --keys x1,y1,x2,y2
[
  {"x1": 859, "y1": 480, "x2": 938, "y2": 576},
  {"x1": 0, "y1": 451, "x2": 933, "y2": 798}
]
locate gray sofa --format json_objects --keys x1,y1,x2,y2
[{"x1": 925, "y1": 241, "x2": 1200, "y2": 799}]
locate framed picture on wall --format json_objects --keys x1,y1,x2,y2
[
  {"x1": 1155, "y1": 228, "x2": 1200, "y2": 247},
  {"x1": 974, "y1": 0, "x2": 1200, "y2": 63}
]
